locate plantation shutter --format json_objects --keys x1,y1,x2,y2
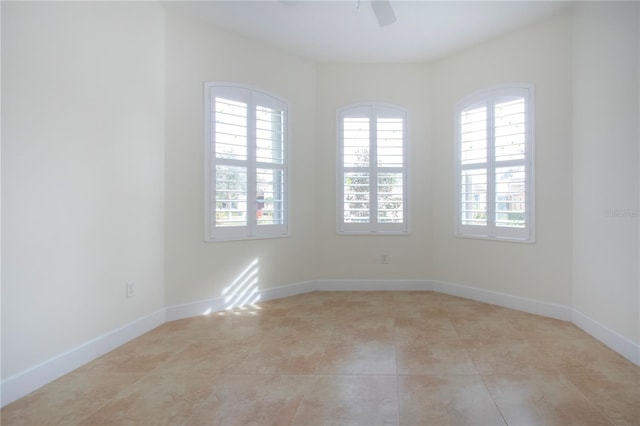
[
  {"x1": 205, "y1": 83, "x2": 289, "y2": 241},
  {"x1": 338, "y1": 103, "x2": 408, "y2": 234},
  {"x1": 456, "y1": 85, "x2": 534, "y2": 242}
]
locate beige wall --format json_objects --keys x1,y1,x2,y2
[
  {"x1": 1, "y1": 2, "x2": 166, "y2": 378},
  {"x1": 428, "y1": 12, "x2": 574, "y2": 305},
  {"x1": 163, "y1": 10, "x2": 318, "y2": 307},
  {"x1": 572, "y1": 2, "x2": 640, "y2": 344},
  {"x1": 315, "y1": 63, "x2": 432, "y2": 280}
]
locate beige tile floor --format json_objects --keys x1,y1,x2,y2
[{"x1": 2, "y1": 291, "x2": 639, "y2": 425}]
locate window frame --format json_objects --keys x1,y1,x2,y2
[
  {"x1": 204, "y1": 82, "x2": 290, "y2": 242},
  {"x1": 337, "y1": 102, "x2": 409, "y2": 235},
  {"x1": 454, "y1": 84, "x2": 535, "y2": 243}
]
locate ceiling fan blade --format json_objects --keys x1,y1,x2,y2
[{"x1": 371, "y1": 0, "x2": 397, "y2": 27}]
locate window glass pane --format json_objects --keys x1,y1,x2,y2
[
  {"x1": 460, "y1": 105, "x2": 487, "y2": 165},
  {"x1": 377, "y1": 118, "x2": 403, "y2": 167},
  {"x1": 256, "y1": 106, "x2": 285, "y2": 164},
  {"x1": 377, "y1": 173, "x2": 403, "y2": 223},
  {"x1": 215, "y1": 165, "x2": 247, "y2": 227},
  {"x1": 214, "y1": 97, "x2": 247, "y2": 161},
  {"x1": 344, "y1": 172, "x2": 370, "y2": 223},
  {"x1": 343, "y1": 117, "x2": 370, "y2": 167},
  {"x1": 256, "y1": 168, "x2": 284, "y2": 226},
  {"x1": 495, "y1": 166, "x2": 526, "y2": 228},
  {"x1": 495, "y1": 97, "x2": 526, "y2": 162},
  {"x1": 461, "y1": 168, "x2": 487, "y2": 226}
]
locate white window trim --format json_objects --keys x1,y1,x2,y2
[
  {"x1": 454, "y1": 84, "x2": 535, "y2": 243},
  {"x1": 204, "y1": 82, "x2": 290, "y2": 242},
  {"x1": 337, "y1": 102, "x2": 410, "y2": 235}
]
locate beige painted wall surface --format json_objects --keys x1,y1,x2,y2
[
  {"x1": 314, "y1": 63, "x2": 432, "y2": 280},
  {"x1": 428, "y1": 12, "x2": 574, "y2": 305},
  {"x1": 1, "y1": 2, "x2": 166, "y2": 378},
  {"x1": 164, "y1": 11, "x2": 318, "y2": 307},
  {"x1": 572, "y1": 2, "x2": 640, "y2": 344}
]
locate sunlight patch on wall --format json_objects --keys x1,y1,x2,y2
[{"x1": 222, "y1": 258, "x2": 261, "y2": 310}]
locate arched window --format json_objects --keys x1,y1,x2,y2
[
  {"x1": 204, "y1": 83, "x2": 289, "y2": 241},
  {"x1": 455, "y1": 84, "x2": 535, "y2": 242},
  {"x1": 337, "y1": 103, "x2": 409, "y2": 234}
]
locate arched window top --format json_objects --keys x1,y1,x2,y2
[{"x1": 455, "y1": 84, "x2": 535, "y2": 242}]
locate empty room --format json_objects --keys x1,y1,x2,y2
[{"x1": 2, "y1": 1, "x2": 639, "y2": 425}]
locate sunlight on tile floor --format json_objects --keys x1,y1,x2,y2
[{"x1": 2, "y1": 291, "x2": 639, "y2": 425}]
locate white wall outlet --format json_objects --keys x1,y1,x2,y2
[
  {"x1": 381, "y1": 254, "x2": 390, "y2": 264},
  {"x1": 126, "y1": 281, "x2": 135, "y2": 298}
]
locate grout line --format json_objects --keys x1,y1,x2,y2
[
  {"x1": 393, "y1": 314, "x2": 402, "y2": 426},
  {"x1": 479, "y1": 374, "x2": 509, "y2": 426},
  {"x1": 288, "y1": 395, "x2": 306, "y2": 426}
]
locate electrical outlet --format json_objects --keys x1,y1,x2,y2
[
  {"x1": 381, "y1": 254, "x2": 390, "y2": 264},
  {"x1": 126, "y1": 281, "x2": 135, "y2": 298}
]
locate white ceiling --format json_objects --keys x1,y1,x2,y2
[{"x1": 165, "y1": 1, "x2": 570, "y2": 63}]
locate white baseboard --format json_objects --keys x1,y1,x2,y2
[
  {"x1": 259, "y1": 280, "x2": 316, "y2": 302},
  {"x1": 165, "y1": 296, "x2": 226, "y2": 321},
  {"x1": 165, "y1": 280, "x2": 315, "y2": 321},
  {"x1": 572, "y1": 309, "x2": 640, "y2": 365},
  {"x1": 1, "y1": 308, "x2": 165, "y2": 408},
  {"x1": 4, "y1": 279, "x2": 638, "y2": 407},
  {"x1": 315, "y1": 279, "x2": 572, "y2": 321},
  {"x1": 429, "y1": 280, "x2": 573, "y2": 321}
]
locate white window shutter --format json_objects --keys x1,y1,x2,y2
[
  {"x1": 455, "y1": 84, "x2": 535, "y2": 242},
  {"x1": 204, "y1": 83, "x2": 289, "y2": 242},
  {"x1": 338, "y1": 103, "x2": 409, "y2": 235}
]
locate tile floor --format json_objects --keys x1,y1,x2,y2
[{"x1": 2, "y1": 291, "x2": 639, "y2": 425}]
